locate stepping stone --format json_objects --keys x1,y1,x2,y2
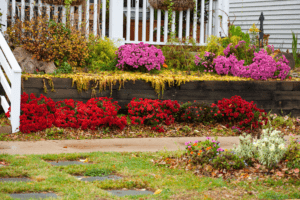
[
  {"x1": 107, "y1": 189, "x2": 153, "y2": 197},
  {"x1": 47, "y1": 161, "x2": 91, "y2": 166},
  {"x1": 0, "y1": 177, "x2": 32, "y2": 182},
  {"x1": 74, "y1": 175, "x2": 122, "y2": 182},
  {"x1": 9, "y1": 192, "x2": 58, "y2": 199}
]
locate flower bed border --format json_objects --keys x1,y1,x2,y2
[{"x1": 15, "y1": 77, "x2": 300, "y2": 117}]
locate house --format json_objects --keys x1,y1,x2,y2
[{"x1": 229, "y1": 0, "x2": 300, "y2": 52}]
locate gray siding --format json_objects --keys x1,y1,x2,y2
[{"x1": 229, "y1": 0, "x2": 300, "y2": 52}]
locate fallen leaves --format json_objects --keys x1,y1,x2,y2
[
  {"x1": 154, "y1": 189, "x2": 162, "y2": 195},
  {"x1": 152, "y1": 154, "x2": 300, "y2": 184}
]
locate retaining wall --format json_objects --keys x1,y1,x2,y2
[{"x1": 19, "y1": 77, "x2": 300, "y2": 117}]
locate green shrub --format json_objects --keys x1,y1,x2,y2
[
  {"x1": 283, "y1": 134, "x2": 300, "y2": 169},
  {"x1": 201, "y1": 35, "x2": 225, "y2": 57},
  {"x1": 222, "y1": 25, "x2": 250, "y2": 48},
  {"x1": 52, "y1": 59, "x2": 73, "y2": 74},
  {"x1": 212, "y1": 151, "x2": 245, "y2": 170},
  {"x1": 87, "y1": 35, "x2": 118, "y2": 71},
  {"x1": 160, "y1": 38, "x2": 198, "y2": 71}
]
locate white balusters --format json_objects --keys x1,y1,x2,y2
[
  {"x1": 102, "y1": 0, "x2": 106, "y2": 38},
  {"x1": 70, "y1": 6, "x2": 74, "y2": 27},
  {"x1": 200, "y1": 0, "x2": 205, "y2": 44},
  {"x1": 171, "y1": 11, "x2": 175, "y2": 35},
  {"x1": 164, "y1": 10, "x2": 168, "y2": 43},
  {"x1": 21, "y1": 0, "x2": 25, "y2": 22},
  {"x1": 85, "y1": 0, "x2": 89, "y2": 37},
  {"x1": 156, "y1": 9, "x2": 161, "y2": 42},
  {"x1": 149, "y1": 6, "x2": 154, "y2": 42},
  {"x1": 93, "y1": 0, "x2": 98, "y2": 35},
  {"x1": 178, "y1": 10, "x2": 183, "y2": 39},
  {"x1": 135, "y1": 0, "x2": 139, "y2": 42},
  {"x1": 142, "y1": 0, "x2": 146, "y2": 42},
  {"x1": 78, "y1": 5, "x2": 82, "y2": 29},
  {"x1": 29, "y1": 0, "x2": 34, "y2": 21},
  {"x1": 186, "y1": 9, "x2": 190, "y2": 40}
]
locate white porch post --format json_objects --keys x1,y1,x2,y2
[
  {"x1": 109, "y1": 0, "x2": 125, "y2": 47},
  {"x1": 11, "y1": 71, "x2": 21, "y2": 133},
  {"x1": 0, "y1": 0, "x2": 8, "y2": 33}
]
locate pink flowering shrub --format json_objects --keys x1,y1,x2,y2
[
  {"x1": 223, "y1": 41, "x2": 256, "y2": 65},
  {"x1": 214, "y1": 49, "x2": 290, "y2": 80},
  {"x1": 214, "y1": 54, "x2": 246, "y2": 77},
  {"x1": 194, "y1": 51, "x2": 217, "y2": 73},
  {"x1": 116, "y1": 42, "x2": 165, "y2": 72},
  {"x1": 246, "y1": 49, "x2": 290, "y2": 80}
]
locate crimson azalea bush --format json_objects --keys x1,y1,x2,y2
[
  {"x1": 74, "y1": 97, "x2": 127, "y2": 130},
  {"x1": 178, "y1": 101, "x2": 224, "y2": 125},
  {"x1": 5, "y1": 93, "x2": 127, "y2": 133},
  {"x1": 116, "y1": 42, "x2": 165, "y2": 72},
  {"x1": 5, "y1": 92, "x2": 56, "y2": 133},
  {"x1": 127, "y1": 98, "x2": 180, "y2": 132},
  {"x1": 212, "y1": 95, "x2": 268, "y2": 133}
]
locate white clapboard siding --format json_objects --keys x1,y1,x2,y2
[{"x1": 229, "y1": 0, "x2": 300, "y2": 52}]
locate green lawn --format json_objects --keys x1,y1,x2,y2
[{"x1": 0, "y1": 149, "x2": 299, "y2": 200}]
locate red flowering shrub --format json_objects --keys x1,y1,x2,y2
[
  {"x1": 6, "y1": 92, "x2": 56, "y2": 133},
  {"x1": 178, "y1": 101, "x2": 224, "y2": 124},
  {"x1": 75, "y1": 97, "x2": 127, "y2": 130},
  {"x1": 5, "y1": 93, "x2": 127, "y2": 134},
  {"x1": 127, "y1": 98, "x2": 180, "y2": 132},
  {"x1": 212, "y1": 95, "x2": 268, "y2": 133}
]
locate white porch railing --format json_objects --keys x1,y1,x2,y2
[
  {"x1": 0, "y1": 31, "x2": 22, "y2": 134},
  {"x1": 0, "y1": 0, "x2": 229, "y2": 134},
  {"x1": 1, "y1": 0, "x2": 229, "y2": 46}
]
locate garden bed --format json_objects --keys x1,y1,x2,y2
[{"x1": 18, "y1": 72, "x2": 300, "y2": 118}]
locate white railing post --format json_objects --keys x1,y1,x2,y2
[
  {"x1": 222, "y1": 0, "x2": 229, "y2": 37},
  {"x1": 200, "y1": 0, "x2": 205, "y2": 44},
  {"x1": 142, "y1": 0, "x2": 146, "y2": 42},
  {"x1": 0, "y1": 0, "x2": 8, "y2": 33},
  {"x1": 101, "y1": 0, "x2": 106, "y2": 38},
  {"x1": 208, "y1": 0, "x2": 213, "y2": 37},
  {"x1": 215, "y1": 0, "x2": 221, "y2": 37},
  {"x1": 0, "y1": 32, "x2": 22, "y2": 134},
  {"x1": 85, "y1": 0, "x2": 90, "y2": 37},
  {"x1": 93, "y1": 0, "x2": 98, "y2": 35},
  {"x1": 134, "y1": 0, "x2": 139, "y2": 42},
  {"x1": 10, "y1": 69, "x2": 21, "y2": 134},
  {"x1": 149, "y1": 6, "x2": 154, "y2": 42},
  {"x1": 109, "y1": 0, "x2": 125, "y2": 47}
]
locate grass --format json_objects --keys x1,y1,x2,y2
[{"x1": 0, "y1": 149, "x2": 299, "y2": 199}]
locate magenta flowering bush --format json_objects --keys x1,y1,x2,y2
[
  {"x1": 116, "y1": 42, "x2": 165, "y2": 72},
  {"x1": 223, "y1": 41, "x2": 256, "y2": 65},
  {"x1": 214, "y1": 54, "x2": 245, "y2": 77},
  {"x1": 246, "y1": 49, "x2": 290, "y2": 80},
  {"x1": 213, "y1": 49, "x2": 290, "y2": 80},
  {"x1": 194, "y1": 51, "x2": 217, "y2": 73}
]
